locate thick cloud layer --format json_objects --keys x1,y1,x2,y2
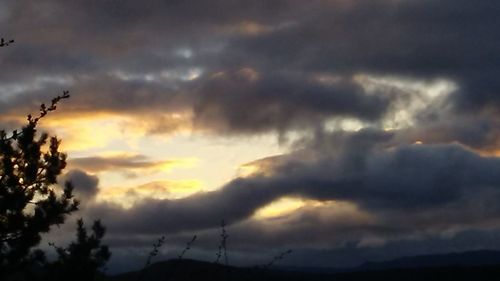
[
  {"x1": 193, "y1": 71, "x2": 390, "y2": 133},
  {"x1": 1, "y1": 0, "x2": 500, "y2": 137}
]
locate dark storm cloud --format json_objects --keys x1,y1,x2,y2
[
  {"x1": 192, "y1": 70, "x2": 390, "y2": 133},
  {"x1": 2, "y1": 0, "x2": 500, "y2": 138},
  {"x1": 0, "y1": 0, "x2": 301, "y2": 78},
  {"x1": 229, "y1": 0, "x2": 500, "y2": 110},
  {"x1": 61, "y1": 169, "x2": 99, "y2": 201}
]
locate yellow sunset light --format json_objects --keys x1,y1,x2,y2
[
  {"x1": 157, "y1": 158, "x2": 199, "y2": 172},
  {"x1": 254, "y1": 197, "x2": 307, "y2": 219},
  {"x1": 97, "y1": 179, "x2": 203, "y2": 208}
]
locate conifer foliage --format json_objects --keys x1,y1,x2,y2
[
  {"x1": 0, "y1": 38, "x2": 110, "y2": 280},
  {"x1": 49, "y1": 219, "x2": 111, "y2": 281},
  {"x1": 0, "y1": 92, "x2": 79, "y2": 275}
]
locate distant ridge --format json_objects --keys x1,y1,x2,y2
[
  {"x1": 110, "y1": 259, "x2": 330, "y2": 281},
  {"x1": 111, "y1": 250, "x2": 500, "y2": 281},
  {"x1": 355, "y1": 249, "x2": 500, "y2": 271}
]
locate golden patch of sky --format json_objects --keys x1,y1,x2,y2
[
  {"x1": 41, "y1": 111, "x2": 286, "y2": 204},
  {"x1": 41, "y1": 113, "x2": 138, "y2": 152},
  {"x1": 91, "y1": 132, "x2": 285, "y2": 205},
  {"x1": 255, "y1": 198, "x2": 372, "y2": 221},
  {"x1": 254, "y1": 197, "x2": 310, "y2": 219},
  {"x1": 133, "y1": 133, "x2": 285, "y2": 191},
  {"x1": 14, "y1": 89, "x2": 286, "y2": 206}
]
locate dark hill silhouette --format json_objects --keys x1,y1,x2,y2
[
  {"x1": 355, "y1": 249, "x2": 500, "y2": 271},
  {"x1": 110, "y1": 259, "x2": 331, "y2": 281},
  {"x1": 110, "y1": 250, "x2": 500, "y2": 281}
]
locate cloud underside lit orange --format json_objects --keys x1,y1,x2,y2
[{"x1": 98, "y1": 179, "x2": 203, "y2": 208}]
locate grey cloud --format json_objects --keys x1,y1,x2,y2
[
  {"x1": 2, "y1": 0, "x2": 500, "y2": 139},
  {"x1": 228, "y1": 0, "x2": 500, "y2": 110},
  {"x1": 0, "y1": 75, "x2": 189, "y2": 117},
  {"x1": 397, "y1": 114, "x2": 500, "y2": 152},
  {"x1": 0, "y1": 0, "x2": 300, "y2": 78},
  {"x1": 69, "y1": 154, "x2": 178, "y2": 173},
  {"x1": 192, "y1": 71, "x2": 391, "y2": 134},
  {"x1": 62, "y1": 169, "x2": 99, "y2": 202}
]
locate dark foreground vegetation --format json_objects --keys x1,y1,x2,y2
[{"x1": 110, "y1": 258, "x2": 500, "y2": 281}]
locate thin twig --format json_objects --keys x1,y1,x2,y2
[
  {"x1": 137, "y1": 236, "x2": 165, "y2": 281},
  {"x1": 263, "y1": 249, "x2": 293, "y2": 269},
  {"x1": 214, "y1": 220, "x2": 229, "y2": 266},
  {"x1": 177, "y1": 235, "x2": 197, "y2": 260},
  {"x1": 0, "y1": 38, "x2": 14, "y2": 47}
]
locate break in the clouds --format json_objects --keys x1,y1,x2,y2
[{"x1": 2, "y1": 0, "x2": 500, "y2": 272}]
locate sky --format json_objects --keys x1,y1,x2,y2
[{"x1": 2, "y1": 0, "x2": 500, "y2": 274}]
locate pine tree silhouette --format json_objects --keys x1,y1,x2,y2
[
  {"x1": 48, "y1": 219, "x2": 111, "y2": 281},
  {"x1": 1, "y1": 39, "x2": 110, "y2": 280},
  {"x1": 0, "y1": 92, "x2": 80, "y2": 278}
]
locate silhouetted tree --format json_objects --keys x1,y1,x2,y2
[
  {"x1": 1, "y1": 38, "x2": 109, "y2": 280},
  {"x1": 0, "y1": 92, "x2": 80, "y2": 277},
  {"x1": 48, "y1": 219, "x2": 111, "y2": 281}
]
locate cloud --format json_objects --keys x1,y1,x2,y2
[
  {"x1": 192, "y1": 70, "x2": 391, "y2": 134},
  {"x1": 98, "y1": 180, "x2": 203, "y2": 207},
  {"x1": 397, "y1": 114, "x2": 500, "y2": 153},
  {"x1": 4, "y1": 0, "x2": 500, "y2": 138},
  {"x1": 228, "y1": 0, "x2": 500, "y2": 110},
  {"x1": 68, "y1": 153, "x2": 195, "y2": 174},
  {"x1": 61, "y1": 169, "x2": 99, "y2": 202}
]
